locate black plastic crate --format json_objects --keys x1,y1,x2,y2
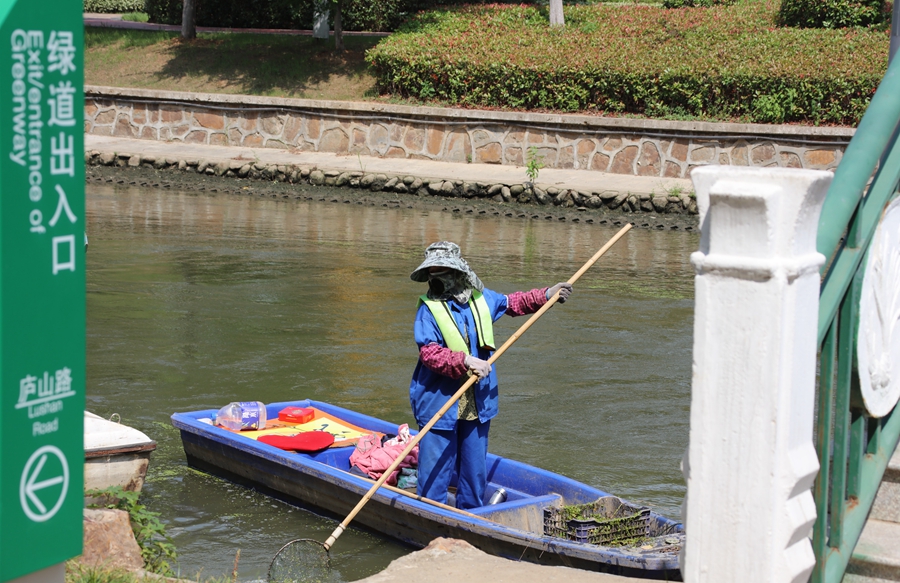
[{"x1": 543, "y1": 496, "x2": 651, "y2": 546}]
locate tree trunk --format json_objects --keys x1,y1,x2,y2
[
  {"x1": 549, "y1": 0, "x2": 564, "y2": 27},
  {"x1": 312, "y1": 0, "x2": 329, "y2": 40},
  {"x1": 181, "y1": 0, "x2": 196, "y2": 40},
  {"x1": 334, "y1": 0, "x2": 344, "y2": 51}
]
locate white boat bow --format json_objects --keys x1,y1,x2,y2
[{"x1": 84, "y1": 411, "x2": 156, "y2": 493}]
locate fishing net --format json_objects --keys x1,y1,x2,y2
[{"x1": 267, "y1": 539, "x2": 344, "y2": 583}]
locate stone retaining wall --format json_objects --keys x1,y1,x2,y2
[{"x1": 86, "y1": 86, "x2": 854, "y2": 180}]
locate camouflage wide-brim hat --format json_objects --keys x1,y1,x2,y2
[{"x1": 410, "y1": 241, "x2": 484, "y2": 290}]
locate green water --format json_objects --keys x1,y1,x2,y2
[{"x1": 85, "y1": 185, "x2": 696, "y2": 581}]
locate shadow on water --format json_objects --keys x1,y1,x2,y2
[{"x1": 86, "y1": 184, "x2": 697, "y2": 581}]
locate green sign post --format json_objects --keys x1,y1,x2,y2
[{"x1": 0, "y1": 0, "x2": 84, "y2": 580}]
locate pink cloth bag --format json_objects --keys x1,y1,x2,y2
[{"x1": 349, "y1": 424, "x2": 418, "y2": 486}]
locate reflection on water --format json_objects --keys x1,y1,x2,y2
[{"x1": 86, "y1": 185, "x2": 697, "y2": 581}]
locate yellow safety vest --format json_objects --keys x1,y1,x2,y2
[{"x1": 418, "y1": 291, "x2": 496, "y2": 354}]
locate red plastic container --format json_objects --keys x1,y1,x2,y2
[{"x1": 278, "y1": 407, "x2": 315, "y2": 424}]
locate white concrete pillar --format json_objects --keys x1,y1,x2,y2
[{"x1": 682, "y1": 166, "x2": 833, "y2": 583}]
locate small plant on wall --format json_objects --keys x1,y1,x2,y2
[{"x1": 525, "y1": 146, "x2": 544, "y2": 184}]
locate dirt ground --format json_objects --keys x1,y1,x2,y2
[{"x1": 85, "y1": 165, "x2": 701, "y2": 233}]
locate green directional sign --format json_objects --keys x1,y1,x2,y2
[{"x1": 0, "y1": 0, "x2": 85, "y2": 580}]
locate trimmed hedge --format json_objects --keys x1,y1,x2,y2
[
  {"x1": 366, "y1": 2, "x2": 888, "y2": 125},
  {"x1": 778, "y1": 0, "x2": 889, "y2": 28},
  {"x1": 145, "y1": 0, "x2": 427, "y2": 31},
  {"x1": 84, "y1": 0, "x2": 146, "y2": 13}
]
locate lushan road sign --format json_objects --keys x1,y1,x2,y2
[{"x1": 0, "y1": 0, "x2": 85, "y2": 580}]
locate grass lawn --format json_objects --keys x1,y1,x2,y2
[{"x1": 85, "y1": 27, "x2": 379, "y2": 100}]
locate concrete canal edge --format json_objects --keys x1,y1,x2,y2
[
  {"x1": 355, "y1": 538, "x2": 638, "y2": 583},
  {"x1": 85, "y1": 135, "x2": 701, "y2": 231}
]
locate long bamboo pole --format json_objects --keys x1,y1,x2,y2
[{"x1": 335, "y1": 468, "x2": 480, "y2": 519}]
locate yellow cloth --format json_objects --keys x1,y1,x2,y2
[{"x1": 238, "y1": 407, "x2": 380, "y2": 447}]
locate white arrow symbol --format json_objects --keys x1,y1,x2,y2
[
  {"x1": 25, "y1": 453, "x2": 65, "y2": 514},
  {"x1": 20, "y1": 445, "x2": 69, "y2": 522}
]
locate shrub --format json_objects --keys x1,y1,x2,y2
[
  {"x1": 144, "y1": 0, "x2": 182, "y2": 25},
  {"x1": 145, "y1": 0, "x2": 316, "y2": 28},
  {"x1": 84, "y1": 0, "x2": 146, "y2": 13},
  {"x1": 342, "y1": 0, "x2": 425, "y2": 32},
  {"x1": 778, "y1": 0, "x2": 889, "y2": 28},
  {"x1": 366, "y1": 3, "x2": 887, "y2": 125}
]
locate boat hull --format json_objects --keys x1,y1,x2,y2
[
  {"x1": 84, "y1": 450, "x2": 153, "y2": 493},
  {"x1": 84, "y1": 411, "x2": 156, "y2": 494},
  {"x1": 173, "y1": 400, "x2": 683, "y2": 579}
]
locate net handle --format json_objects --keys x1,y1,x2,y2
[{"x1": 322, "y1": 223, "x2": 633, "y2": 551}]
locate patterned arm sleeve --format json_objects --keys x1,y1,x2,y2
[
  {"x1": 419, "y1": 342, "x2": 468, "y2": 379},
  {"x1": 505, "y1": 288, "x2": 550, "y2": 316}
]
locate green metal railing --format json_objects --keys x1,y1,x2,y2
[{"x1": 811, "y1": 52, "x2": 900, "y2": 583}]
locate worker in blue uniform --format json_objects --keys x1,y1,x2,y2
[{"x1": 408, "y1": 241, "x2": 572, "y2": 509}]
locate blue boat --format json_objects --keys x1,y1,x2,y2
[{"x1": 172, "y1": 399, "x2": 684, "y2": 579}]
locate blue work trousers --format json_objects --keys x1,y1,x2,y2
[{"x1": 417, "y1": 419, "x2": 491, "y2": 510}]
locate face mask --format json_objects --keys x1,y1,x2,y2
[
  {"x1": 428, "y1": 272, "x2": 457, "y2": 297},
  {"x1": 427, "y1": 269, "x2": 473, "y2": 302}
]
